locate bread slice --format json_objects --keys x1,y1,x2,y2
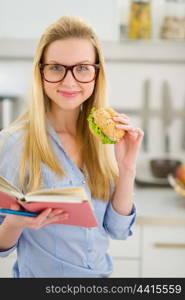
[{"x1": 92, "y1": 107, "x2": 125, "y2": 141}]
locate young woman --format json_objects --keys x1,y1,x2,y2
[{"x1": 0, "y1": 16, "x2": 144, "y2": 278}]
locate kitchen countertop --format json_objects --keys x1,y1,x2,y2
[{"x1": 134, "y1": 185, "x2": 185, "y2": 226}]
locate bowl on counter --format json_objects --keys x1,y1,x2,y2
[{"x1": 150, "y1": 158, "x2": 182, "y2": 178}]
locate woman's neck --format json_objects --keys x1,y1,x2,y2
[{"x1": 47, "y1": 105, "x2": 80, "y2": 135}]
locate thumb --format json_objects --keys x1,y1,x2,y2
[{"x1": 10, "y1": 202, "x2": 21, "y2": 210}]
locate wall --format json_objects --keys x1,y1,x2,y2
[
  {"x1": 0, "y1": 0, "x2": 118, "y2": 41},
  {"x1": 0, "y1": 60, "x2": 32, "y2": 121}
]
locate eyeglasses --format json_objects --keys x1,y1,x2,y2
[{"x1": 40, "y1": 63, "x2": 100, "y2": 83}]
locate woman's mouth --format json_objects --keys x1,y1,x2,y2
[{"x1": 57, "y1": 90, "x2": 81, "y2": 98}]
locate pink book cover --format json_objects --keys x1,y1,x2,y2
[
  {"x1": 0, "y1": 190, "x2": 18, "y2": 208},
  {"x1": 0, "y1": 190, "x2": 99, "y2": 228}
]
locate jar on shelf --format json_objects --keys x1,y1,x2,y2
[
  {"x1": 118, "y1": 0, "x2": 130, "y2": 41},
  {"x1": 128, "y1": 0, "x2": 152, "y2": 39},
  {"x1": 160, "y1": 0, "x2": 185, "y2": 40}
]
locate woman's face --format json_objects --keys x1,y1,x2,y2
[{"x1": 42, "y1": 38, "x2": 96, "y2": 112}]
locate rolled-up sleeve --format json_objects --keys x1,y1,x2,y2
[
  {"x1": 103, "y1": 201, "x2": 136, "y2": 240},
  {"x1": 0, "y1": 130, "x2": 23, "y2": 186},
  {"x1": 0, "y1": 130, "x2": 22, "y2": 257},
  {"x1": 0, "y1": 244, "x2": 17, "y2": 257}
]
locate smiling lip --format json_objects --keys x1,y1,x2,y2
[{"x1": 57, "y1": 90, "x2": 81, "y2": 98}]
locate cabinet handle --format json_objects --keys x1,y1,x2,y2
[{"x1": 154, "y1": 242, "x2": 185, "y2": 249}]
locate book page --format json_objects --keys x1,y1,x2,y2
[
  {"x1": 0, "y1": 175, "x2": 24, "y2": 199},
  {"x1": 24, "y1": 194, "x2": 84, "y2": 203},
  {"x1": 25, "y1": 186, "x2": 89, "y2": 203}
]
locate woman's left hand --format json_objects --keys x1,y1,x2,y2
[{"x1": 113, "y1": 113, "x2": 144, "y2": 172}]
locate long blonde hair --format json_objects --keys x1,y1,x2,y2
[{"x1": 9, "y1": 16, "x2": 118, "y2": 201}]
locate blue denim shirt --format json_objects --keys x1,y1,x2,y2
[{"x1": 0, "y1": 122, "x2": 136, "y2": 278}]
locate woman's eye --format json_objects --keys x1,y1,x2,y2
[
  {"x1": 76, "y1": 65, "x2": 89, "y2": 71},
  {"x1": 49, "y1": 65, "x2": 64, "y2": 71}
]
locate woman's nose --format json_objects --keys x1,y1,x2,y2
[{"x1": 61, "y1": 69, "x2": 77, "y2": 86}]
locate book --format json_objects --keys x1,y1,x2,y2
[{"x1": 0, "y1": 175, "x2": 99, "y2": 228}]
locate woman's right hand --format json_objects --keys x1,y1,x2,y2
[{"x1": 2, "y1": 202, "x2": 69, "y2": 230}]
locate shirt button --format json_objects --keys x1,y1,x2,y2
[{"x1": 82, "y1": 180, "x2": 86, "y2": 184}]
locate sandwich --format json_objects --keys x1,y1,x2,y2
[{"x1": 87, "y1": 107, "x2": 125, "y2": 144}]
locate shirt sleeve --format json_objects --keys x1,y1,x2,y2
[
  {"x1": 103, "y1": 199, "x2": 137, "y2": 240},
  {"x1": 0, "y1": 130, "x2": 23, "y2": 256},
  {"x1": 0, "y1": 129, "x2": 23, "y2": 187}
]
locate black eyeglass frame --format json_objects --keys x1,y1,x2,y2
[{"x1": 39, "y1": 63, "x2": 100, "y2": 83}]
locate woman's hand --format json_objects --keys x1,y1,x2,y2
[
  {"x1": 3, "y1": 202, "x2": 69, "y2": 230},
  {"x1": 113, "y1": 113, "x2": 144, "y2": 172}
]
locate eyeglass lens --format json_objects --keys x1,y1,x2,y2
[{"x1": 43, "y1": 64, "x2": 96, "y2": 83}]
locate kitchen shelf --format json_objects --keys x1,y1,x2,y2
[
  {"x1": 0, "y1": 38, "x2": 185, "y2": 63},
  {"x1": 103, "y1": 39, "x2": 185, "y2": 64}
]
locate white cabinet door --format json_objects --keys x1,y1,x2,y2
[
  {"x1": 110, "y1": 259, "x2": 140, "y2": 278},
  {"x1": 0, "y1": 251, "x2": 17, "y2": 278},
  {"x1": 142, "y1": 226, "x2": 185, "y2": 277},
  {"x1": 108, "y1": 225, "x2": 140, "y2": 258},
  {"x1": 108, "y1": 225, "x2": 141, "y2": 277}
]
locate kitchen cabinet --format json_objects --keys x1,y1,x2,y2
[
  {"x1": 136, "y1": 186, "x2": 185, "y2": 277},
  {"x1": 108, "y1": 186, "x2": 185, "y2": 278},
  {"x1": 108, "y1": 223, "x2": 185, "y2": 278},
  {"x1": 141, "y1": 225, "x2": 185, "y2": 277},
  {"x1": 0, "y1": 250, "x2": 16, "y2": 278},
  {"x1": 111, "y1": 260, "x2": 140, "y2": 278},
  {"x1": 108, "y1": 225, "x2": 141, "y2": 277}
]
